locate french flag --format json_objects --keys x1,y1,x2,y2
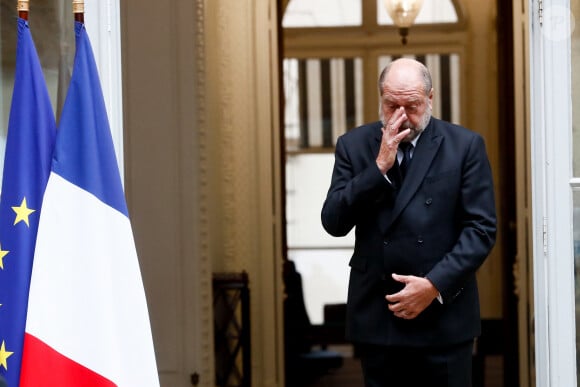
[{"x1": 20, "y1": 21, "x2": 159, "y2": 386}]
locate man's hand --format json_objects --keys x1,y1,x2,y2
[
  {"x1": 385, "y1": 274, "x2": 440, "y2": 320},
  {"x1": 376, "y1": 107, "x2": 411, "y2": 174}
]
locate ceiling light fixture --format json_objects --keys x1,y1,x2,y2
[{"x1": 383, "y1": 0, "x2": 424, "y2": 44}]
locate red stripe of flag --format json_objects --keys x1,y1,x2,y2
[{"x1": 20, "y1": 334, "x2": 117, "y2": 387}]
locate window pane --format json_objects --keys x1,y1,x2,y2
[
  {"x1": 283, "y1": 0, "x2": 361, "y2": 27},
  {"x1": 0, "y1": 0, "x2": 74, "y2": 187},
  {"x1": 377, "y1": 0, "x2": 458, "y2": 25},
  {"x1": 283, "y1": 57, "x2": 364, "y2": 151}
]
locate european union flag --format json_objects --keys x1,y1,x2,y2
[{"x1": 0, "y1": 18, "x2": 56, "y2": 387}]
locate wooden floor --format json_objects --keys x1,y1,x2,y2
[
  {"x1": 305, "y1": 355, "x2": 364, "y2": 387},
  {"x1": 306, "y1": 346, "x2": 504, "y2": 387}
]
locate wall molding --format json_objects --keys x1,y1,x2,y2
[{"x1": 195, "y1": 0, "x2": 214, "y2": 384}]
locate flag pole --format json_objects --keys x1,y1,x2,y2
[
  {"x1": 17, "y1": 0, "x2": 28, "y2": 20},
  {"x1": 73, "y1": 0, "x2": 84, "y2": 23}
]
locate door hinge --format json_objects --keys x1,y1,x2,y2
[
  {"x1": 539, "y1": 0, "x2": 544, "y2": 26},
  {"x1": 543, "y1": 216, "x2": 548, "y2": 254}
]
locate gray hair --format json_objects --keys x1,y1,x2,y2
[{"x1": 378, "y1": 59, "x2": 432, "y2": 96}]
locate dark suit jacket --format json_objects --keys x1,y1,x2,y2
[{"x1": 321, "y1": 117, "x2": 496, "y2": 347}]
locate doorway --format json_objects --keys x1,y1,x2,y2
[{"x1": 279, "y1": 1, "x2": 519, "y2": 386}]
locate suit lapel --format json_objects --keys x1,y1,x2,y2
[{"x1": 380, "y1": 120, "x2": 443, "y2": 234}]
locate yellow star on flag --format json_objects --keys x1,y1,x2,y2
[
  {"x1": 0, "y1": 243, "x2": 8, "y2": 270},
  {"x1": 0, "y1": 340, "x2": 13, "y2": 371},
  {"x1": 12, "y1": 197, "x2": 35, "y2": 227}
]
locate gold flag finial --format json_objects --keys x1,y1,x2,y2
[
  {"x1": 17, "y1": 0, "x2": 29, "y2": 12},
  {"x1": 72, "y1": 0, "x2": 84, "y2": 14}
]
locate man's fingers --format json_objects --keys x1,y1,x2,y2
[
  {"x1": 386, "y1": 107, "x2": 407, "y2": 133},
  {"x1": 393, "y1": 108, "x2": 407, "y2": 128},
  {"x1": 387, "y1": 300, "x2": 415, "y2": 320},
  {"x1": 392, "y1": 272, "x2": 412, "y2": 283},
  {"x1": 387, "y1": 300, "x2": 408, "y2": 313},
  {"x1": 385, "y1": 293, "x2": 398, "y2": 303},
  {"x1": 395, "y1": 128, "x2": 411, "y2": 142}
]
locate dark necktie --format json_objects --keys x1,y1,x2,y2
[{"x1": 399, "y1": 142, "x2": 413, "y2": 179}]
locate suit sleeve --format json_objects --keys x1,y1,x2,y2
[
  {"x1": 425, "y1": 134, "x2": 497, "y2": 303},
  {"x1": 321, "y1": 136, "x2": 393, "y2": 237}
]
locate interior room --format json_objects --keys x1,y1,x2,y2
[{"x1": 2, "y1": 0, "x2": 580, "y2": 386}]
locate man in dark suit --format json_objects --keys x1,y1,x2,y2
[
  {"x1": 321, "y1": 58, "x2": 496, "y2": 387},
  {"x1": 0, "y1": 374, "x2": 6, "y2": 387}
]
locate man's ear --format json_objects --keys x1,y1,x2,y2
[{"x1": 427, "y1": 88, "x2": 434, "y2": 109}]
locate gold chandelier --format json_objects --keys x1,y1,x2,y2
[{"x1": 383, "y1": 0, "x2": 424, "y2": 44}]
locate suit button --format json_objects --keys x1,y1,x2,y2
[
  {"x1": 417, "y1": 237, "x2": 424, "y2": 244},
  {"x1": 384, "y1": 240, "x2": 389, "y2": 245},
  {"x1": 425, "y1": 198, "x2": 433, "y2": 205}
]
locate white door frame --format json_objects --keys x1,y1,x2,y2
[
  {"x1": 529, "y1": 0, "x2": 577, "y2": 385},
  {"x1": 84, "y1": 0, "x2": 124, "y2": 178}
]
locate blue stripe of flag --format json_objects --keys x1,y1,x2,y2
[{"x1": 52, "y1": 21, "x2": 127, "y2": 216}]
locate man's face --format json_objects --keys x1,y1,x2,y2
[{"x1": 379, "y1": 71, "x2": 433, "y2": 142}]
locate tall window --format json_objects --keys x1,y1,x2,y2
[
  {"x1": 283, "y1": 0, "x2": 361, "y2": 27},
  {"x1": 284, "y1": 57, "x2": 364, "y2": 150},
  {"x1": 0, "y1": 0, "x2": 123, "y2": 187},
  {"x1": 0, "y1": 0, "x2": 74, "y2": 183}
]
